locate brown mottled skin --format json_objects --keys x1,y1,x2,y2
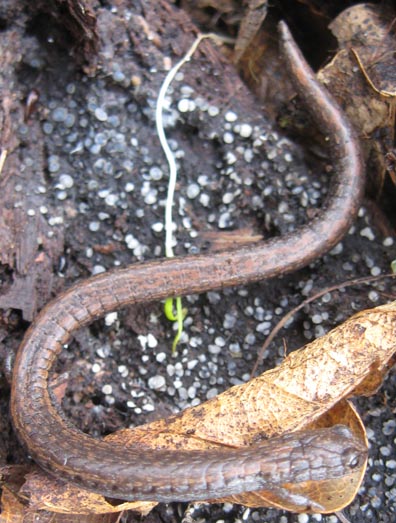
[{"x1": 11, "y1": 22, "x2": 366, "y2": 507}]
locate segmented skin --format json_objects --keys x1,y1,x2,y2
[{"x1": 10, "y1": 22, "x2": 366, "y2": 505}]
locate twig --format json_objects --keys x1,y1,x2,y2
[
  {"x1": 250, "y1": 272, "x2": 396, "y2": 377},
  {"x1": 335, "y1": 510, "x2": 352, "y2": 523}
]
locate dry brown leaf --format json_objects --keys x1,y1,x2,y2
[
  {"x1": 14, "y1": 301, "x2": 396, "y2": 514},
  {"x1": 317, "y1": 3, "x2": 396, "y2": 193},
  {"x1": 0, "y1": 484, "x2": 25, "y2": 523},
  {"x1": 123, "y1": 301, "x2": 396, "y2": 447},
  {"x1": 0, "y1": 465, "x2": 33, "y2": 523},
  {"x1": 0, "y1": 466, "x2": 120, "y2": 522},
  {"x1": 322, "y1": 3, "x2": 396, "y2": 133},
  {"x1": 19, "y1": 471, "x2": 155, "y2": 516},
  {"x1": 234, "y1": 0, "x2": 268, "y2": 63}
]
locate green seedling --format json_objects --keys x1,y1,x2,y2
[{"x1": 164, "y1": 297, "x2": 187, "y2": 354}]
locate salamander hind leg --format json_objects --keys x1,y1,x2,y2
[{"x1": 268, "y1": 485, "x2": 325, "y2": 513}]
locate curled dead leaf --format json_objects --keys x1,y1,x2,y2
[
  {"x1": 17, "y1": 470, "x2": 156, "y2": 516},
  {"x1": 0, "y1": 466, "x2": 121, "y2": 522},
  {"x1": 317, "y1": 3, "x2": 396, "y2": 194}
]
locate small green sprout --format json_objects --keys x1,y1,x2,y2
[{"x1": 164, "y1": 297, "x2": 187, "y2": 353}]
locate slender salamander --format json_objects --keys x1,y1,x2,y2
[{"x1": 10, "y1": 22, "x2": 366, "y2": 505}]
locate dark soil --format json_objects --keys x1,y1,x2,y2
[{"x1": 0, "y1": 1, "x2": 395, "y2": 522}]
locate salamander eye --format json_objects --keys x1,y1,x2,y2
[{"x1": 343, "y1": 448, "x2": 362, "y2": 469}]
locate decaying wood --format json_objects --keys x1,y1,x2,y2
[
  {"x1": 25, "y1": 0, "x2": 99, "y2": 71},
  {"x1": 0, "y1": 6, "x2": 64, "y2": 321}
]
